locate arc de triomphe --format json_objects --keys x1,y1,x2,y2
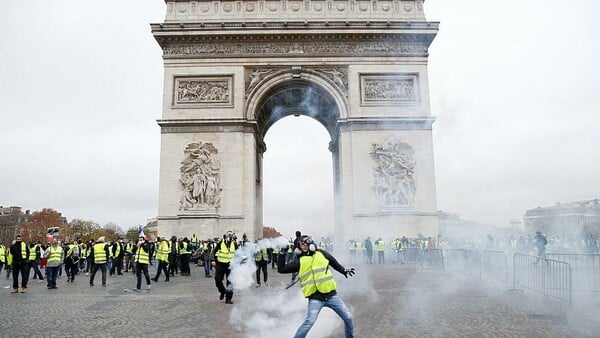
[{"x1": 153, "y1": 0, "x2": 439, "y2": 241}]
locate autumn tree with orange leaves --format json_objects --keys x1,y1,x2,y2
[
  {"x1": 19, "y1": 208, "x2": 66, "y2": 243},
  {"x1": 262, "y1": 226, "x2": 282, "y2": 239}
]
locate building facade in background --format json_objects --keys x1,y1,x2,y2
[
  {"x1": 0, "y1": 206, "x2": 32, "y2": 244},
  {"x1": 524, "y1": 199, "x2": 600, "y2": 236}
]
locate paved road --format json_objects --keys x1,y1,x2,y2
[{"x1": 0, "y1": 262, "x2": 597, "y2": 337}]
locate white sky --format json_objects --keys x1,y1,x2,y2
[{"x1": 1, "y1": 0, "x2": 598, "y2": 236}]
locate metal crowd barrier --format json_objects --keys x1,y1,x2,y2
[
  {"x1": 444, "y1": 249, "x2": 482, "y2": 279},
  {"x1": 512, "y1": 253, "x2": 572, "y2": 304},
  {"x1": 423, "y1": 248, "x2": 445, "y2": 270},
  {"x1": 546, "y1": 253, "x2": 600, "y2": 292},
  {"x1": 482, "y1": 250, "x2": 509, "y2": 283},
  {"x1": 403, "y1": 247, "x2": 423, "y2": 264}
]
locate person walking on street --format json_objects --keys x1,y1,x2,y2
[
  {"x1": 533, "y1": 231, "x2": 548, "y2": 265},
  {"x1": 110, "y1": 238, "x2": 124, "y2": 276},
  {"x1": 9, "y1": 235, "x2": 29, "y2": 293},
  {"x1": 89, "y1": 236, "x2": 110, "y2": 287},
  {"x1": 212, "y1": 231, "x2": 238, "y2": 304},
  {"x1": 0, "y1": 242, "x2": 6, "y2": 275},
  {"x1": 254, "y1": 239, "x2": 269, "y2": 287},
  {"x1": 364, "y1": 237, "x2": 373, "y2": 264},
  {"x1": 277, "y1": 234, "x2": 356, "y2": 338},
  {"x1": 133, "y1": 236, "x2": 152, "y2": 291},
  {"x1": 44, "y1": 239, "x2": 64, "y2": 289},
  {"x1": 28, "y1": 241, "x2": 44, "y2": 281},
  {"x1": 64, "y1": 240, "x2": 80, "y2": 282},
  {"x1": 151, "y1": 236, "x2": 170, "y2": 282}
]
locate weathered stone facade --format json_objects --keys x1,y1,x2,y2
[{"x1": 154, "y1": 0, "x2": 439, "y2": 240}]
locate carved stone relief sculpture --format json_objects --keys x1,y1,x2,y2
[
  {"x1": 370, "y1": 138, "x2": 416, "y2": 207},
  {"x1": 179, "y1": 142, "x2": 222, "y2": 211},
  {"x1": 174, "y1": 76, "x2": 233, "y2": 107},
  {"x1": 361, "y1": 73, "x2": 419, "y2": 105}
]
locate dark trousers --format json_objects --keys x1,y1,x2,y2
[
  {"x1": 46, "y1": 266, "x2": 59, "y2": 288},
  {"x1": 12, "y1": 261, "x2": 29, "y2": 289},
  {"x1": 180, "y1": 254, "x2": 190, "y2": 275},
  {"x1": 136, "y1": 263, "x2": 151, "y2": 289},
  {"x1": 90, "y1": 263, "x2": 107, "y2": 286},
  {"x1": 65, "y1": 257, "x2": 79, "y2": 281},
  {"x1": 168, "y1": 254, "x2": 178, "y2": 276},
  {"x1": 29, "y1": 260, "x2": 44, "y2": 280},
  {"x1": 255, "y1": 260, "x2": 268, "y2": 284},
  {"x1": 215, "y1": 262, "x2": 232, "y2": 301},
  {"x1": 110, "y1": 257, "x2": 123, "y2": 275},
  {"x1": 153, "y1": 260, "x2": 169, "y2": 281}
]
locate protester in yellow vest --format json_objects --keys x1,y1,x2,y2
[
  {"x1": 9, "y1": 234, "x2": 29, "y2": 294},
  {"x1": 133, "y1": 235, "x2": 152, "y2": 291},
  {"x1": 211, "y1": 231, "x2": 238, "y2": 304},
  {"x1": 0, "y1": 243, "x2": 6, "y2": 275},
  {"x1": 44, "y1": 239, "x2": 64, "y2": 289},
  {"x1": 254, "y1": 240, "x2": 269, "y2": 287},
  {"x1": 277, "y1": 235, "x2": 356, "y2": 338},
  {"x1": 151, "y1": 237, "x2": 171, "y2": 282},
  {"x1": 89, "y1": 236, "x2": 110, "y2": 287}
]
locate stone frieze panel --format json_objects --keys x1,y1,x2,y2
[
  {"x1": 173, "y1": 76, "x2": 233, "y2": 108},
  {"x1": 360, "y1": 73, "x2": 419, "y2": 106},
  {"x1": 162, "y1": 39, "x2": 429, "y2": 59},
  {"x1": 164, "y1": 0, "x2": 426, "y2": 22}
]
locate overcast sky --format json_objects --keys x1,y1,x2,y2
[{"x1": 1, "y1": 0, "x2": 598, "y2": 236}]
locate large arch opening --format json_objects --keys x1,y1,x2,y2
[
  {"x1": 254, "y1": 79, "x2": 341, "y2": 237},
  {"x1": 263, "y1": 116, "x2": 334, "y2": 236}
]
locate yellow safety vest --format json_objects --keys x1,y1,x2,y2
[
  {"x1": 136, "y1": 245, "x2": 150, "y2": 264},
  {"x1": 298, "y1": 251, "x2": 336, "y2": 298},
  {"x1": 191, "y1": 235, "x2": 198, "y2": 245},
  {"x1": 216, "y1": 241, "x2": 236, "y2": 263},
  {"x1": 47, "y1": 245, "x2": 63, "y2": 263},
  {"x1": 93, "y1": 243, "x2": 107, "y2": 263},
  {"x1": 29, "y1": 244, "x2": 39, "y2": 261},
  {"x1": 0, "y1": 245, "x2": 5, "y2": 263},
  {"x1": 125, "y1": 243, "x2": 134, "y2": 254},
  {"x1": 376, "y1": 241, "x2": 386, "y2": 251},
  {"x1": 255, "y1": 248, "x2": 268, "y2": 262},
  {"x1": 180, "y1": 242, "x2": 191, "y2": 255},
  {"x1": 156, "y1": 241, "x2": 170, "y2": 262}
]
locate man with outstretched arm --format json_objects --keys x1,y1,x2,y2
[{"x1": 277, "y1": 234, "x2": 356, "y2": 338}]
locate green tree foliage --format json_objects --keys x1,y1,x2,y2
[{"x1": 65, "y1": 219, "x2": 101, "y2": 242}]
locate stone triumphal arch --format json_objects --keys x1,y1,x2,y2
[{"x1": 153, "y1": 0, "x2": 439, "y2": 241}]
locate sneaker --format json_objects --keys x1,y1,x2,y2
[
  {"x1": 38, "y1": 280, "x2": 44, "y2": 283},
  {"x1": 256, "y1": 283, "x2": 261, "y2": 288},
  {"x1": 225, "y1": 299, "x2": 234, "y2": 304},
  {"x1": 20, "y1": 288, "x2": 27, "y2": 293},
  {"x1": 11, "y1": 288, "x2": 18, "y2": 294},
  {"x1": 147, "y1": 285, "x2": 151, "y2": 290},
  {"x1": 133, "y1": 289, "x2": 141, "y2": 292},
  {"x1": 219, "y1": 292, "x2": 225, "y2": 300},
  {"x1": 264, "y1": 282, "x2": 269, "y2": 287},
  {"x1": 151, "y1": 277, "x2": 158, "y2": 282}
]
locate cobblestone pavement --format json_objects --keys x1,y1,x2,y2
[{"x1": 0, "y1": 262, "x2": 597, "y2": 337}]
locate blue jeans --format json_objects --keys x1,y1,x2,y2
[
  {"x1": 46, "y1": 266, "x2": 59, "y2": 288},
  {"x1": 294, "y1": 295, "x2": 354, "y2": 338}
]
